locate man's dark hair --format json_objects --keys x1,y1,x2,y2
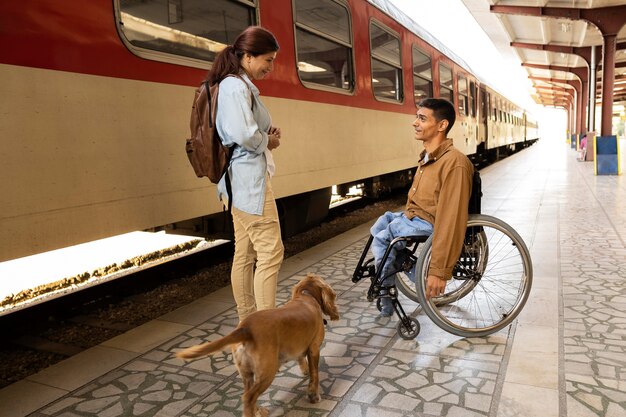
[{"x1": 418, "y1": 98, "x2": 456, "y2": 135}]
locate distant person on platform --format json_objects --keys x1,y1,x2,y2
[
  {"x1": 370, "y1": 98, "x2": 474, "y2": 316},
  {"x1": 578, "y1": 134, "x2": 588, "y2": 161}
]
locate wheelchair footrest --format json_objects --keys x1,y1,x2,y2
[{"x1": 367, "y1": 284, "x2": 398, "y2": 302}]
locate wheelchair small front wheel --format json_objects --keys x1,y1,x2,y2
[
  {"x1": 397, "y1": 317, "x2": 420, "y2": 340},
  {"x1": 415, "y1": 214, "x2": 533, "y2": 337}
]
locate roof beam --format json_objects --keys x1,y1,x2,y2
[
  {"x1": 510, "y1": 41, "x2": 592, "y2": 69},
  {"x1": 490, "y1": 5, "x2": 626, "y2": 35},
  {"x1": 491, "y1": 4, "x2": 626, "y2": 135},
  {"x1": 522, "y1": 63, "x2": 585, "y2": 80},
  {"x1": 529, "y1": 76, "x2": 580, "y2": 89}
]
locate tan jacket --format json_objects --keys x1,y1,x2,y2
[{"x1": 404, "y1": 139, "x2": 474, "y2": 279}]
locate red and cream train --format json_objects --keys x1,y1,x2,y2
[{"x1": 0, "y1": 0, "x2": 538, "y2": 262}]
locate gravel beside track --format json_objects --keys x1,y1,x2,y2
[{"x1": 0, "y1": 193, "x2": 405, "y2": 389}]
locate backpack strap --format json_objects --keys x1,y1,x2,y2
[
  {"x1": 224, "y1": 73, "x2": 255, "y2": 110},
  {"x1": 224, "y1": 148, "x2": 234, "y2": 214}
]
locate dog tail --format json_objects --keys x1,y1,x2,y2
[{"x1": 176, "y1": 328, "x2": 251, "y2": 360}]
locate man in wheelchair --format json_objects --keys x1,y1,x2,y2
[{"x1": 371, "y1": 98, "x2": 474, "y2": 316}]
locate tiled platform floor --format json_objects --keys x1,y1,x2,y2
[{"x1": 1, "y1": 137, "x2": 625, "y2": 417}]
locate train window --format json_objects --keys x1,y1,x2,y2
[
  {"x1": 412, "y1": 47, "x2": 432, "y2": 104},
  {"x1": 115, "y1": 0, "x2": 257, "y2": 68},
  {"x1": 370, "y1": 22, "x2": 403, "y2": 102},
  {"x1": 439, "y1": 64, "x2": 453, "y2": 104},
  {"x1": 469, "y1": 81, "x2": 476, "y2": 117},
  {"x1": 457, "y1": 75, "x2": 468, "y2": 116},
  {"x1": 294, "y1": 0, "x2": 354, "y2": 92}
]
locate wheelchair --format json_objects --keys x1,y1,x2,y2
[{"x1": 352, "y1": 214, "x2": 533, "y2": 339}]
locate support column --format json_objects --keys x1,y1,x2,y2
[
  {"x1": 589, "y1": 46, "x2": 597, "y2": 132},
  {"x1": 601, "y1": 34, "x2": 616, "y2": 136}
]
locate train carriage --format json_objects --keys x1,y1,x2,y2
[{"x1": 0, "y1": 0, "x2": 538, "y2": 263}]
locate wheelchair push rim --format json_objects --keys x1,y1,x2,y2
[
  {"x1": 396, "y1": 232, "x2": 486, "y2": 306},
  {"x1": 416, "y1": 214, "x2": 533, "y2": 337}
]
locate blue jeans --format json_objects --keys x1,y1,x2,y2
[{"x1": 370, "y1": 211, "x2": 433, "y2": 288}]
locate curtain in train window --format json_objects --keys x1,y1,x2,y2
[
  {"x1": 458, "y1": 74, "x2": 468, "y2": 116},
  {"x1": 294, "y1": 0, "x2": 353, "y2": 91},
  {"x1": 370, "y1": 22, "x2": 402, "y2": 102},
  {"x1": 412, "y1": 47, "x2": 432, "y2": 104},
  {"x1": 117, "y1": 0, "x2": 256, "y2": 62},
  {"x1": 439, "y1": 64, "x2": 453, "y2": 104}
]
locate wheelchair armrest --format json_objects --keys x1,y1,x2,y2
[
  {"x1": 404, "y1": 235, "x2": 429, "y2": 243},
  {"x1": 388, "y1": 235, "x2": 429, "y2": 248}
]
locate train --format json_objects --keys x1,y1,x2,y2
[{"x1": 0, "y1": 0, "x2": 538, "y2": 263}]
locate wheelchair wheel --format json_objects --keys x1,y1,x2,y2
[
  {"x1": 415, "y1": 214, "x2": 532, "y2": 337},
  {"x1": 396, "y1": 238, "x2": 480, "y2": 306},
  {"x1": 395, "y1": 244, "x2": 426, "y2": 303},
  {"x1": 397, "y1": 317, "x2": 420, "y2": 340}
]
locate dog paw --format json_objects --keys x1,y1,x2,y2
[
  {"x1": 254, "y1": 407, "x2": 269, "y2": 417},
  {"x1": 308, "y1": 392, "x2": 321, "y2": 403}
]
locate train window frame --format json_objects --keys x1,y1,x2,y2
[
  {"x1": 113, "y1": 0, "x2": 258, "y2": 70},
  {"x1": 491, "y1": 95, "x2": 497, "y2": 121},
  {"x1": 469, "y1": 80, "x2": 476, "y2": 117},
  {"x1": 438, "y1": 63, "x2": 454, "y2": 104},
  {"x1": 369, "y1": 20, "x2": 403, "y2": 104},
  {"x1": 412, "y1": 46, "x2": 432, "y2": 106},
  {"x1": 293, "y1": 0, "x2": 355, "y2": 94},
  {"x1": 457, "y1": 74, "x2": 468, "y2": 117}
]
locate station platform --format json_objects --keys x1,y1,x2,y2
[{"x1": 1, "y1": 137, "x2": 625, "y2": 417}]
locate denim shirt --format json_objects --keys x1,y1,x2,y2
[{"x1": 215, "y1": 73, "x2": 272, "y2": 215}]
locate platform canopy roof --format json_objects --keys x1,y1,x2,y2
[{"x1": 462, "y1": 0, "x2": 626, "y2": 111}]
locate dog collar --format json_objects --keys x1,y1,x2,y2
[{"x1": 301, "y1": 289, "x2": 328, "y2": 325}]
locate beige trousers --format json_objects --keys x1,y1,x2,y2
[{"x1": 230, "y1": 181, "x2": 284, "y2": 321}]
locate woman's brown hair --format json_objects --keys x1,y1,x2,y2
[{"x1": 207, "y1": 26, "x2": 279, "y2": 85}]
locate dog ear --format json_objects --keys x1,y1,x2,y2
[{"x1": 320, "y1": 281, "x2": 340, "y2": 321}]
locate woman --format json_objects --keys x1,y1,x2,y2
[{"x1": 209, "y1": 26, "x2": 283, "y2": 322}]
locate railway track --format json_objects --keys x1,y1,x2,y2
[{"x1": 0, "y1": 191, "x2": 405, "y2": 389}]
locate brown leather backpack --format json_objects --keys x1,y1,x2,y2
[
  {"x1": 185, "y1": 75, "x2": 254, "y2": 210},
  {"x1": 185, "y1": 80, "x2": 227, "y2": 183}
]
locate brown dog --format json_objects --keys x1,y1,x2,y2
[{"x1": 176, "y1": 273, "x2": 340, "y2": 417}]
